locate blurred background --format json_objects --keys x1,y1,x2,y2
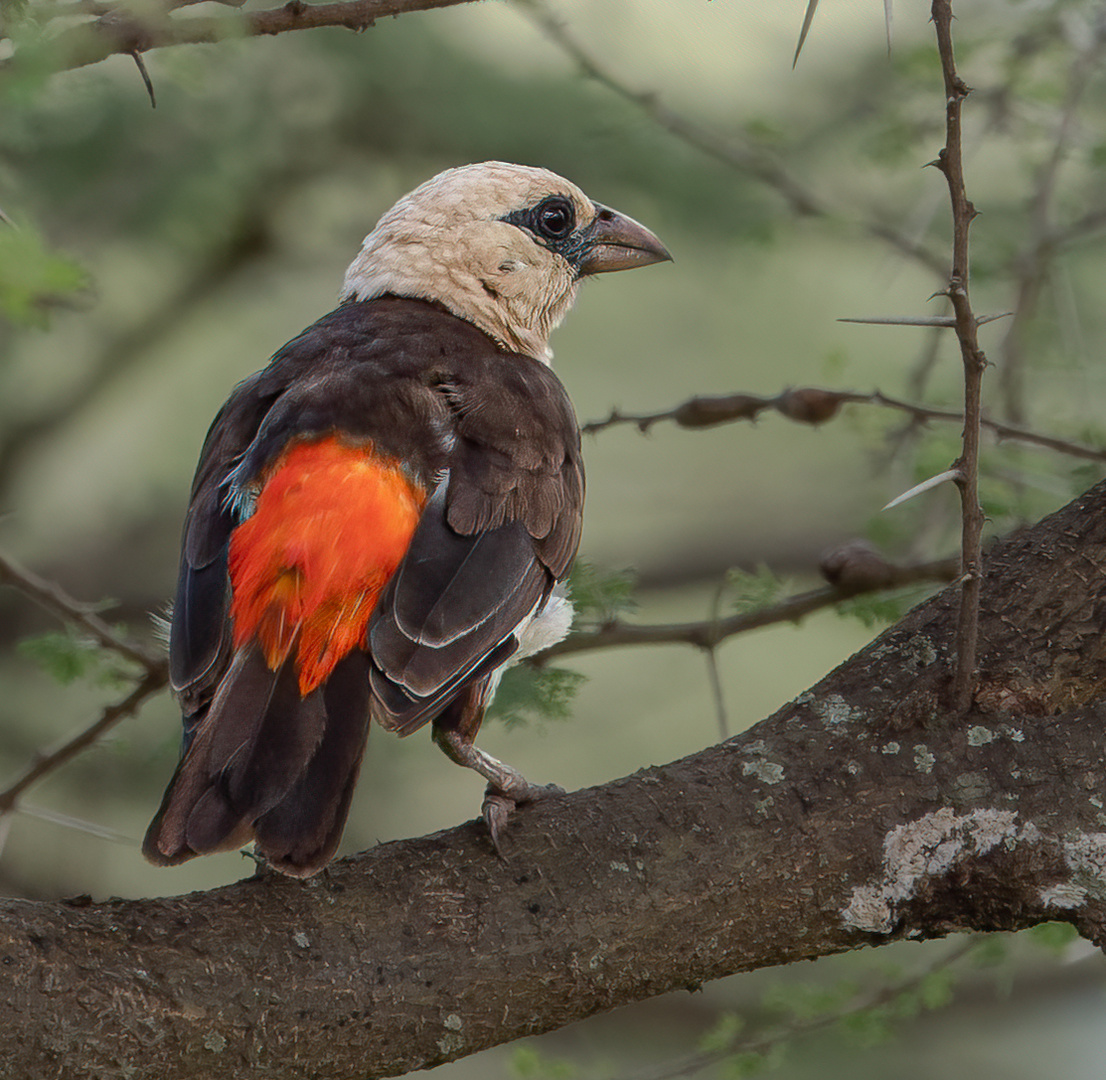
[{"x1": 3, "y1": 0, "x2": 1106, "y2": 1075}]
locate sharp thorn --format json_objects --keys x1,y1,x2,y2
[{"x1": 882, "y1": 468, "x2": 962, "y2": 511}]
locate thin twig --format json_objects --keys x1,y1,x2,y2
[
  {"x1": 130, "y1": 49, "x2": 156, "y2": 107},
  {"x1": 582, "y1": 386, "x2": 1106, "y2": 465},
  {"x1": 704, "y1": 583, "x2": 729, "y2": 739},
  {"x1": 0, "y1": 666, "x2": 168, "y2": 815},
  {"x1": 543, "y1": 557, "x2": 957, "y2": 660},
  {"x1": 997, "y1": 24, "x2": 1106, "y2": 423},
  {"x1": 0, "y1": 0, "x2": 480, "y2": 74},
  {"x1": 513, "y1": 0, "x2": 946, "y2": 277},
  {"x1": 932, "y1": 0, "x2": 985, "y2": 712},
  {"x1": 0, "y1": 549, "x2": 164, "y2": 670}
]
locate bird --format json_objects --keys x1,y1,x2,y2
[{"x1": 143, "y1": 161, "x2": 671, "y2": 878}]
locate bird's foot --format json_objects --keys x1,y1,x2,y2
[{"x1": 482, "y1": 781, "x2": 564, "y2": 856}]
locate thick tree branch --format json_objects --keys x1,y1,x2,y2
[{"x1": 5, "y1": 477, "x2": 1106, "y2": 1079}]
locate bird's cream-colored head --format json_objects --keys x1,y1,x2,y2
[{"x1": 340, "y1": 162, "x2": 670, "y2": 363}]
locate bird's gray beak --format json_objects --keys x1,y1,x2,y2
[{"x1": 575, "y1": 204, "x2": 672, "y2": 276}]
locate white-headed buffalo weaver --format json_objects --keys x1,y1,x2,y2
[{"x1": 143, "y1": 162, "x2": 670, "y2": 877}]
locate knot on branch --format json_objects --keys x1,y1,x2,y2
[
  {"x1": 774, "y1": 387, "x2": 844, "y2": 425},
  {"x1": 671, "y1": 393, "x2": 767, "y2": 428},
  {"x1": 820, "y1": 540, "x2": 897, "y2": 591}
]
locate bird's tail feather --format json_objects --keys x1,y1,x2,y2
[{"x1": 143, "y1": 646, "x2": 370, "y2": 877}]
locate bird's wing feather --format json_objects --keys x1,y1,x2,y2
[
  {"x1": 368, "y1": 316, "x2": 584, "y2": 734},
  {"x1": 169, "y1": 298, "x2": 583, "y2": 745}
]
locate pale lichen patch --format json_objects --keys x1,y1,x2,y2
[
  {"x1": 742, "y1": 740, "x2": 785, "y2": 785},
  {"x1": 1040, "y1": 882, "x2": 1088, "y2": 909},
  {"x1": 815, "y1": 693, "x2": 865, "y2": 727},
  {"x1": 901, "y1": 635, "x2": 938, "y2": 668},
  {"x1": 913, "y1": 745, "x2": 935, "y2": 774},
  {"x1": 967, "y1": 726, "x2": 994, "y2": 746},
  {"x1": 841, "y1": 808, "x2": 1035, "y2": 934},
  {"x1": 437, "y1": 1014, "x2": 466, "y2": 1056},
  {"x1": 881, "y1": 742, "x2": 901, "y2": 755},
  {"x1": 1062, "y1": 832, "x2": 1106, "y2": 899},
  {"x1": 743, "y1": 759, "x2": 785, "y2": 785}
]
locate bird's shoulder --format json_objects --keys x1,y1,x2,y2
[{"x1": 196, "y1": 297, "x2": 577, "y2": 490}]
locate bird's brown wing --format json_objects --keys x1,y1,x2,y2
[
  {"x1": 366, "y1": 307, "x2": 585, "y2": 735},
  {"x1": 151, "y1": 298, "x2": 581, "y2": 873}
]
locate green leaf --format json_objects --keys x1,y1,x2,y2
[
  {"x1": 697, "y1": 1011, "x2": 744, "y2": 1054},
  {"x1": 834, "y1": 588, "x2": 927, "y2": 629},
  {"x1": 17, "y1": 630, "x2": 102, "y2": 685},
  {"x1": 918, "y1": 967, "x2": 957, "y2": 1011},
  {"x1": 567, "y1": 561, "x2": 638, "y2": 626},
  {"x1": 969, "y1": 935, "x2": 1008, "y2": 967},
  {"x1": 1026, "y1": 921, "x2": 1079, "y2": 954},
  {"x1": 726, "y1": 564, "x2": 787, "y2": 616},
  {"x1": 836, "y1": 1003, "x2": 894, "y2": 1047},
  {"x1": 762, "y1": 978, "x2": 858, "y2": 1021},
  {"x1": 509, "y1": 1045, "x2": 576, "y2": 1080},
  {"x1": 0, "y1": 223, "x2": 88, "y2": 327},
  {"x1": 722, "y1": 1044, "x2": 785, "y2": 1078},
  {"x1": 16, "y1": 627, "x2": 134, "y2": 687},
  {"x1": 487, "y1": 665, "x2": 586, "y2": 730}
]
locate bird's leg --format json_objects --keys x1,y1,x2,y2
[{"x1": 431, "y1": 724, "x2": 562, "y2": 853}]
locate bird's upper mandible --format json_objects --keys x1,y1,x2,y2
[{"x1": 339, "y1": 161, "x2": 672, "y2": 363}]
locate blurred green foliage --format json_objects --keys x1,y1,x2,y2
[
  {"x1": 16, "y1": 626, "x2": 133, "y2": 687},
  {"x1": 3, "y1": 1, "x2": 1106, "y2": 1077},
  {"x1": 487, "y1": 664, "x2": 587, "y2": 730},
  {"x1": 0, "y1": 222, "x2": 87, "y2": 326},
  {"x1": 725, "y1": 564, "x2": 787, "y2": 616}
]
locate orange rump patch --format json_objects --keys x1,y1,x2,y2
[{"x1": 228, "y1": 437, "x2": 428, "y2": 696}]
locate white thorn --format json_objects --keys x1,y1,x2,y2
[
  {"x1": 882, "y1": 468, "x2": 961, "y2": 511},
  {"x1": 837, "y1": 312, "x2": 1012, "y2": 328}
]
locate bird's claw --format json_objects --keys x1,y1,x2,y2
[{"x1": 482, "y1": 781, "x2": 564, "y2": 856}]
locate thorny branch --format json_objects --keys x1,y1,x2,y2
[
  {"x1": 513, "y1": 0, "x2": 946, "y2": 279},
  {"x1": 997, "y1": 19, "x2": 1106, "y2": 423},
  {"x1": 0, "y1": 0, "x2": 480, "y2": 75},
  {"x1": 0, "y1": 548, "x2": 169, "y2": 816},
  {"x1": 544, "y1": 552, "x2": 957, "y2": 660},
  {"x1": 0, "y1": 549, "x2": 163, "y2": 671},
  {"x1": 583, "y1": 385, "x2": 1106, "y2": 465},
  {"x1": 931, "y1": 0, "x2": 986, "y2": 713},
  {"x1": 0, "y1": 667, "x2": 167, "y2": 816}
]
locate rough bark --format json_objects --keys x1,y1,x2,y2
[{"x1": 5, "y1": 480, "x2": 1106, "y2": 1079}]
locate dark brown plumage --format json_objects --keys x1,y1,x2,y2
[{"x1": 144, "y1": 163, "x2": 669, "y2": 876}]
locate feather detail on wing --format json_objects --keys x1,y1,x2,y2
[{"x1": 368, "y1": 479, "x2": 550, "y2": 735}]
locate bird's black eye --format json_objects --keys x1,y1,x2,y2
[{"x1": 534, "y1": 197, "x2": 575, "y2": 241}]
